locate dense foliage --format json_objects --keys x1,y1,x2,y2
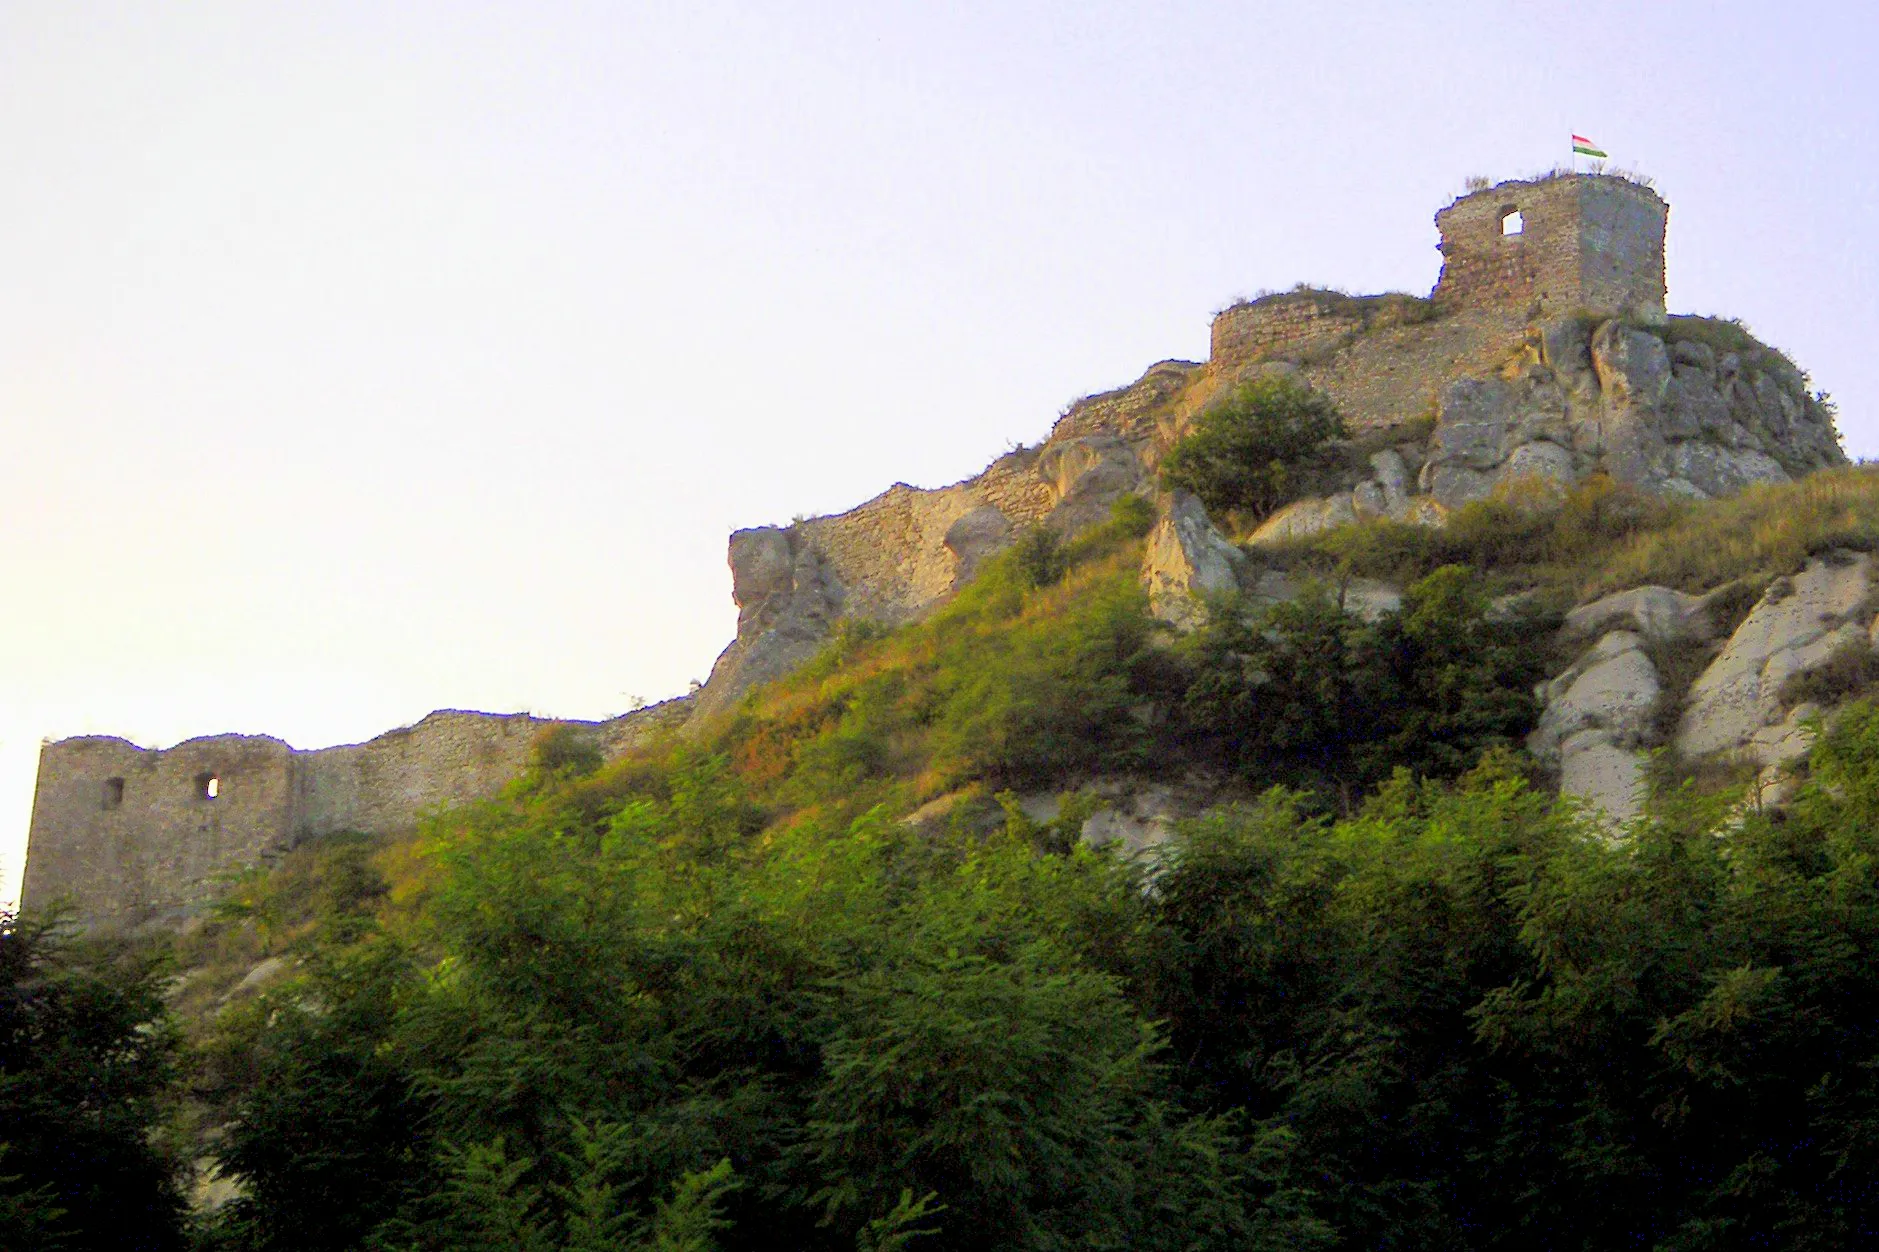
[
  {"x1": 172, "y1": 710, "x2": 1879, "y2": 1250},
  {"x1": 20, "y1": 475, "x2": 1879, "y2": 1248},
  {"x1": 1181, "y1": 566, "x2": 1549, "y2": 801},
  {"x1": 0, "y1": 911, "x2": 188, "y2": 1250},
  {"x1": 1158, "y1": 376, "x2": 1349, "y2": 520}
]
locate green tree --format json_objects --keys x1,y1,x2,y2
[
  {"x1": 0, "y1": 911, "x2": 187, "y2": 1251},
  {"x1": 1159, "y1": 377, "x2": 1347, "y2": 520},
  {"x1": 206, "y1": 940, "x2": 427, "y2": 1252}
]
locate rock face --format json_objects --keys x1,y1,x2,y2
[
  {"x1": 1533, "y1": 584, "x2": 1713, "y2": 823},
  {"x1": 1563, "y1": 585, "x2": 1710, "y2": 643},
  {"x1": 1535, "y1": 563, "x2": 1879, "y2": 826},
  {"x1": 1142, "y1": 492, "x2": 1246, "y2": 630},
  {"x1": 1677, "y1": 554, "x2": 1876, "y2": 770},
  {"x1": 1531, "y1": 631, "x2": 1662, "y2": 824},
  {"x1": 1248, "y1": 317, "x2": 1839, "y2": 544},
  {"x1": 689, "y1": 526, "x2": 847, "y2": 723}
]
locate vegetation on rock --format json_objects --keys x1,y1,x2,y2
[
  {"x1": 18, "y1": 474, "x2": 1879, "y2": 1249},
  {"x1": 1159, "y1": 376, "x2": 1348, "y2": 520}
]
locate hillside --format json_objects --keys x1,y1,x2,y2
[
  {"x1": 17, "y1": 467, "x2": 1879, "y2": 1249},
  {"x1": 10, "y1": 173, "x2": 1879, "y2": 1249}
]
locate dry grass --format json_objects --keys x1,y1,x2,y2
[
  {"x1": 1587, "y1": 467, "x2": 1879, "y2": 596},
  {"x1": 1264, "y1": 467, "x2": 1879, "y2": 612}
]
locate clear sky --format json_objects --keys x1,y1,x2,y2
[{"x1": 4, "y1": 1, "x2": 1876, "y2": 906}]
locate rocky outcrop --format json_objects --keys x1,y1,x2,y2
[
  {"x1": 1676, "y1": 554, "x2": 1876, "y2": 772},
  {"x1": 690, "y1": 526, "x2": 848, "y2": 723},
  {"x1": 1535, "y1": 561, "x2": 1879, "y2": 826},
  {"x1": 1248, "y1": 459, "x2": 1444, "y2": 545},
  {"x1": 1141, "y1": 492, "x2": 1246, "y2": 630},
  {"x1": 1534, "y1": 585, "x2": 1716, "y2": 824},
  {"x1": 1531, "y1": 631, "x2": 1662, "y2": 824},
  {"x1": 1248, "y1": 316, "x2": 1841, "y2": 546},
  {"x1": 1563, "y1": 585, "x2": 1711, "y2": 643},
  {"x1": 1077, "y1": 787, "x2": 1183, "y2": 858},
  {"x1": 1417, "y1": 318, "x2": 1835, "y2": 510}
]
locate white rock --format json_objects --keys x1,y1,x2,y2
[
  {"x1": 1669, "y1": 441, "x2": 1789, "y2": 498},
  {"x1": 1340, "y1": 580, "x2": 1404, "y2": 621},
  {"x1": 1558, "y1": 728, "x2": 1649, "y2": 827},
  {"x1": 1423, "y1": 463, "x2": 1496, "y2": 510},
  {"x1": 1531, "y1": 631, "x2": 1661, "y2": 764},
  {"x1": 1080, "y1": 787, "x2": 1179, "y2": 857},
  {"x1": 1248, "y1": 493, "x2": 1359, "y2": 545},
  {"x1": 1498, "y1": 440, "x2": 1576, "y2": 490},
  {"x1": 1564, "y1": 586, "x2": 1710, "y2": 644},
  {"x1": 1677, "y1": 554, "x2": 1874, "y2": 760},
  {"x1": 1369, "y1": 447, "x2": 1412, "y2": 515},
  {"x1": 1142, "y1": 492, "x2": 1245, "y2": 629}
]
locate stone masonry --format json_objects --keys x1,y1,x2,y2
[
  {"x1": 1433, "y1": 173, "x2": 1667, "y2": 319},
  {"x1": 23, "y1": 705, "x2": 685, "y2": 931}
]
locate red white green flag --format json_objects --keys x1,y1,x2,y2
[{"x1": 1572, "y1": 133, "x2": 1608, "y2": 158}]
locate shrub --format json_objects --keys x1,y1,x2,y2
[
  {"x1": 1160, "y1": 377, "x2": 1347, "y2": 520},
  {"x1": 531, "y1": 725, "x2": 605, "y2": 780},
  {"x1": 1009, "y1": 527, "x2": 1069, "y2": 589},
  {"x1": 1106, "y1": 492, "x2": 1156, "y2": 539},
  {"x1": 1181, "y1": 566, "x2": 1550, "y2": 803},
  {"x1": 1778, "y1": 637, "x2": 1879, "y2": 708}
]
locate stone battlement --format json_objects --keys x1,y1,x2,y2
[{"x1": 1209, "y1": 290, "x2": 1439, "y2": 370}]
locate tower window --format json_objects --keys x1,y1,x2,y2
[
  {"x1": 102, "y1": 777, "x2": 125, "y2": 810},
  {"x1": 196, "y1": 772, "x2": 220, "y2": 800},
  {"x1": 1501, "y1": 208, "x2": 1525, "y2": 236}
]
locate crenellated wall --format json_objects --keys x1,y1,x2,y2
[{"x1": 1209, "y1": 292, "x2": 1368, "y2": 365}]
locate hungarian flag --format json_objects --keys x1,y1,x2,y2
[{"x1": 1572, "y1": 134, "x2": 1608, "y2": 158}]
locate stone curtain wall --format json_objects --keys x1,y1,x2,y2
[
  {"x1": 22, "y1": 708, "x2": 671, "y2": 930},
  {"x1": 293, "y1": 711, "x2": 568, "y2": 840},
  {"x1": 1209, "y1": 293, "x2": 1367, "y2": 366},
  {"x1": 1433, "y1": 174, "x2": 1666, "y2": 318}
]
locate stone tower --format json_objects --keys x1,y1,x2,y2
[{"x1": 1432, "y1": 173, "x2": 1667, "y2": 319}]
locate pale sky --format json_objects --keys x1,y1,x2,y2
[{"x1": 4, "y1": 1, "x2": 1876, "y2": 906}]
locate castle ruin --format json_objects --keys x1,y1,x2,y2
[
  {"x1": 1431, "y1": 173, "x2": 1667, "y2": 318},
  {"x1": 23, "y1": 171, "x2": 1842, "y2": 932}
]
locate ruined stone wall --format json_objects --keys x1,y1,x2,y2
[
  {"x1": 294, "y1": 711, "x2": 570, "y2": 839},
  {"x1": 1433, "y1": 174, "x2": 1665, "y2": 318},
  {"x1": 23, "y1": 705, "x2": 681, "y2": 931},
  {"x1": 1209, "y1": 293, "x2": 1366, "y2": 366},
  {"x1": 24, "y1": 734, "x2": 298, "y2": 930},
  {"x1": 1575, "y1": 180, "x2": 1668, "y2": 315}
]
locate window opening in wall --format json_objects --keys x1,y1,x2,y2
[
  {"x1": 1501, "y1": 208, "x2": 1524, "y2": 236},
  {"x1": 196, "y1": 772, "x2": 220, "y2": 800},
  {"x1": 102, "y1": 777, "x2": 125, "y2": 810}
]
